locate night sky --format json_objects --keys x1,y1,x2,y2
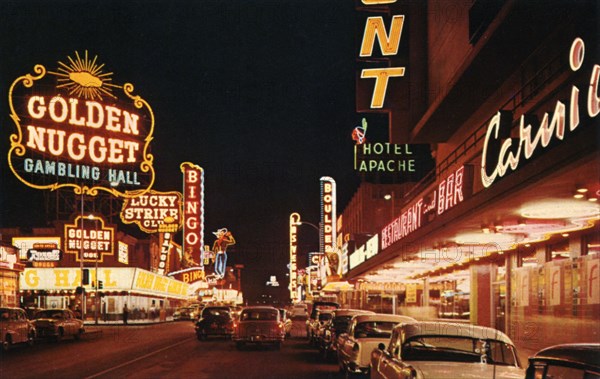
[{"x1": 0, "y1": 1, "x2": 379, "y2": 300}]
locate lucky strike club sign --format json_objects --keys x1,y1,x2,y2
[
  {"x1": 120, "y1": 190, "x2": 183, "y2": 234},
  {"x1": 7, "y1": 51, "x2": 155, "y2": 197}
]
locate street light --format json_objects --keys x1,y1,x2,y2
[{"x1": 384, "y1": 191, "x2": 395, "y2": 221}]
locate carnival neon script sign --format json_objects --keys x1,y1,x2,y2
[{"x1": 481, "y1": 38, "x2": 599, "y2": 188}]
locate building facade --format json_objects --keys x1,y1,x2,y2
[{"x1": 340, "y1": 0, "x2": 599, "y2": 353}]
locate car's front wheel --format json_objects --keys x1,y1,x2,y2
[{"x1": 2, "y1": 335, "x2": 12, "y2": 352}]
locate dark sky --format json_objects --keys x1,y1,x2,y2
[{"x1": 0, "y1": 0, "x2": 375, "y2": 299}]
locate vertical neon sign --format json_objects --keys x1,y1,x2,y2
[
  {"x1": 289, "y1": 213, "x2": 300, "y2": 301},
  {"x1": 181, "y1": 162, "x2": 204, "y2": 271},
  {"x1": 320, "y1": 177, "x2": 337, "y2": 284}
]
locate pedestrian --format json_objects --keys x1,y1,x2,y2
[{"x1": 123, "y1": 303, "x2": 129, "y2": 325}]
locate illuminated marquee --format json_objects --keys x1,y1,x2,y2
[
  {"x1": 382, "y1": 165, "x2": 473, "y2": 251},
  {"x1": 13, "y1": 237, "x2": 61, "y2": 260},
  {"x1": 289, "y1": 213, "x2": 300, "y2": 301},
  {"x1": 64, "y1": 215, "x2": 114, "y2": 262},
  {"x1": 120, "y1": 190, "x2": 183, "y2": 233},
  {"x1": 481, "y1": 38, "x2": 600, "y2": 188},
  {"x1": 349, "y1": 235, "x2": 379, "y2": 270},
  {"x1": 7, "y1": 51, "x2": 155, "y2": 197},
  {"x1": 180, "y1": 162, "x2": 204, "y2": 274}
]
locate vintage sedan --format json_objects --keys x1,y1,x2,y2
[
  {"x1": 32, "y1": 309, "x2": 84, "y2": 342},
  {"x1": 370, "y1": 321, "x2": 524, "y2": 379},
  {"x1": 337, "y1": 313, "x2": 416, "y2": 377},
  {"x1": 319, "y1": 309, "x2": 375, "y2": 360},
  {"x1": 306, "y1": 301, "x2": 340, "y2": 343},
  {"x1": 195, "y1": 306, "x2": 234, "y2": 340},
  {"x1": 233, "y1": 306, "x2": 285, "y2": 350},
  {"x1": 524, "y1": 343, "x2": 600, "y2": 379},
  {"x1": 0, "y1": 307, "x2": 35, "y2": 351}
]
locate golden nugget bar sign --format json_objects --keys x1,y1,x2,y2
[{"x1": 7, "y1": 51, "x2": 155, "y2": 197}]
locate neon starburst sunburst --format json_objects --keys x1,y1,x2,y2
[{"x1": 49, "y1": 50, "x2": 121, "y2": 100}]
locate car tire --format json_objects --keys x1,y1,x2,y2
[
  {"x1": 274, "y1": 342, "x2": 282, "y2": 351},
  {"x1": 236, "y1": 341, "x2": 245, "y2": 350},
  {"x1": 2, "y1": 335, "x2": 12, "y2": 352},
  {"x1": 27, "y1": 331, "x2": 35, "y2": 346},
  {"x1": 74, "y1": 329, "x2": 83, "y2": 340},
  {"x1": 56, "y1": 328, "x2": 64, "y2": 343}
]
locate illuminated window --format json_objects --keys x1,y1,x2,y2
[
  {"x1": 548, "y1": 240, "x2": 570, "y2": 261},
  {"x1": 518, "y1": 245, "x2": 537, "y2": 267},
  {"x1": 584, "y1": 232, "x2": 600, "y2": 257}
]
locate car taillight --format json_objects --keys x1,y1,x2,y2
[{"x1": 278, "y1": 322, "x2": 283, "y2": 329}]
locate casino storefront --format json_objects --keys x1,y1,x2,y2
[{"x1": 339, "y1": 2, "x2": 599, "y2": 353}]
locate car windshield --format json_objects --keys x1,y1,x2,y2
[
  {"x1": 354, "y1": 321, "x2": 396, "y2": 338},
  {"x1": 332, "y1": 316, "x2": 353, "y2": 333},
  {"x1": 202, "y1": 308, "x2": 230, "y2": 318},
  {"x1": 35, "y1": 310, "x2": 65, "y2": 319},
  {"x1": 319, "y1": 313, "x2": 333, "y2": 322},
  {"x1": 241, "y1": 310, "x2": 278, "y2": 321},
  {"x1": 402, "y1": 336, "x2": 519, "y2": 366}
]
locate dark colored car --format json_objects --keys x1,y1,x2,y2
[
  {"x1": 32, "y1": 309, "x2": 84, "y2": 342},
  {"x1": 525, "y1": 343, "x2": 600, "y2": 379},
  {"x1": 194, "y1": 306, "x2": 234, "y2": 341}
]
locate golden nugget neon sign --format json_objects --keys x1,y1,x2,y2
[{"x1": 8, "y1": 51, "x2": 155, "y2": 197}]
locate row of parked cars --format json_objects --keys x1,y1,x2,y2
[
  {"x1": 193, "y1": 304, "x2": 291, "y2": 350},
  {"x1": 0, "y1": 307, "x2": 85, "y2": 351},
  {"x1": 303, "y1": 301, "x2": 600, "y2": 379}
]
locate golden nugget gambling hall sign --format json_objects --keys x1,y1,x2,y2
[{"x1": 7, "y1": 51, "x2": 155, "y2": 197}]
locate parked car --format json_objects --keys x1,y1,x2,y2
[
  {"x1": 337, "y1": 313, "x2": 415, "y2": 377},
  {"x1": 307, "y1": 301, "x2": 340, "y2": 345},
  {"x1": 319, "y1": 309, "x2": 375, "y2": 360},
  {"x1": 195, "y1": 306, "x2": 234, "y2": 341},
  {"x1": 309, "y1": 310, "x2": 335, "y2": 346},
  {"x1": 370, "y1": 321, "x2": 524, "y2": 379},
  {"x1": 0, "y1": 307, "x2": 36, "y2": 351},
  {"x1": 173, "y1": 306, "x2": 194, "y2": 321},
  {"x1": 278, "y1": 308, "x2": 292, "y2": 337},
  {"x1": 524, "y1": 343, "x2": 600, "y2": 379},
  {"x1": 233, "y1": 306, "x2": 285, "y2": 350},
  {"x1": 32, "y1": 309, "x2": 84, "y2": 342}
]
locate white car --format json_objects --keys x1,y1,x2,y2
[
  {"x1": 337, "y1": 313, "x2": 416, "y2": 377},
  {"x1": 370, "y1": 321, "x2": 525, "y2": 379}
]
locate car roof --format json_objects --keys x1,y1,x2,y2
[
  {"x1": 395, "y1": 321, "x2": 515, "y2": 345},
  {"x1": 353, "y1": 313, "x2": 416, "y2": 324},
  {"x1": 333, "y1": 309, "x2": 375, "y2": 317},
  {"x1": 242, "y1": 306, "x2": 278, "y2": 311},
  {"x1": 531, "y1": 343, "x2": 600, "y2": 369}
]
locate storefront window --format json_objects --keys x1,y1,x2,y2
[
  {"x1": 548, "y1": 240, "x2": 570, "y2": 261},
  {"x1": 518, "y1": 245, "x2": 537, "y2": 267},
  {"x1": 584, "y1": 232, "x2": 600, "y2": 257}
]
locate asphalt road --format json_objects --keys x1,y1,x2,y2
[{"x1": 0, "y1": 321, "x2": 340, "y2": 379}]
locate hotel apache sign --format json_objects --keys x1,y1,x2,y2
[
  {"x1": 120, "y1": 190, "x2": 183, "y2": 234},
  {"x1": 7, "y1": 51, "x2": 155, "y2": 197}
]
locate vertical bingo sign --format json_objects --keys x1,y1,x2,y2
[{"x1": 181, "y1": 163, "x2": 204, "y2": 272}]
